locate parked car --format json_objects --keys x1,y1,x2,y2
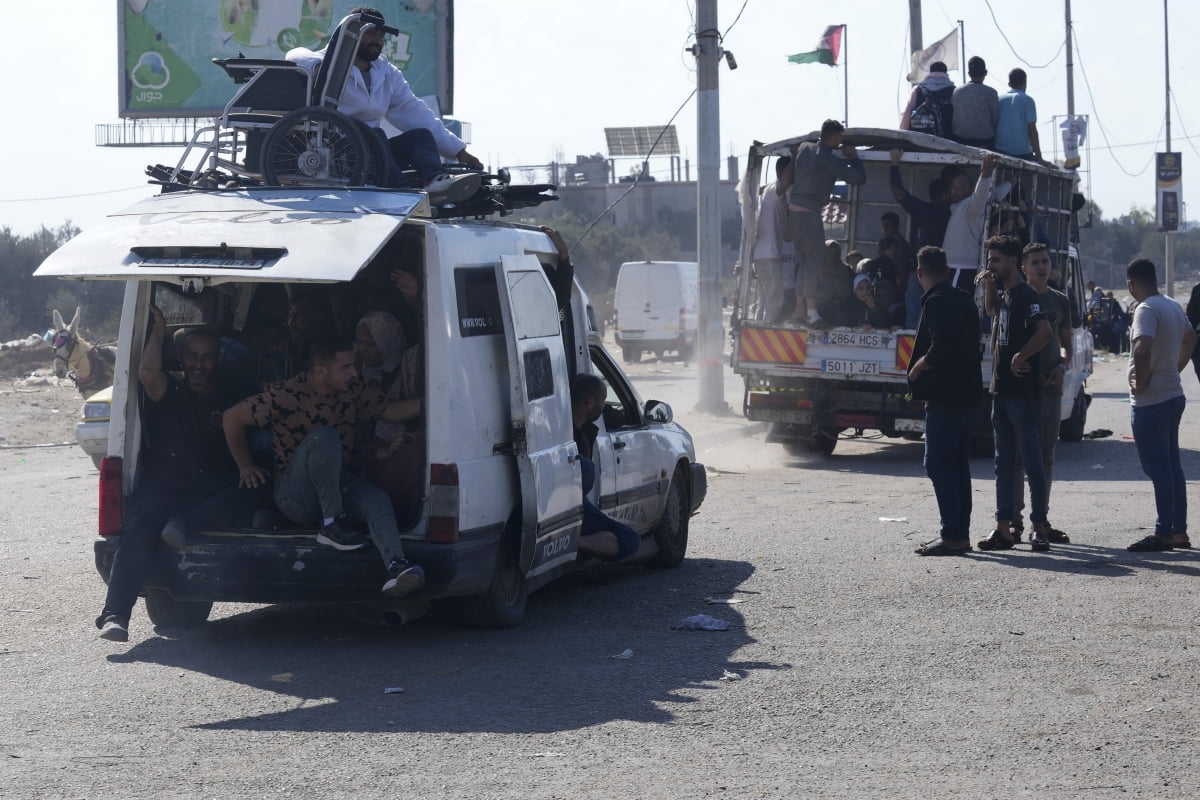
[
  {"x1": 36, "y1": 187, "x2": 707, "y2": 629},
  {"x1": 76, "y1": 385, "x2": 111, "y2": 469}
]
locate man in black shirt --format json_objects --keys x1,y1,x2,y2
[
  {"x1": 908, "y1": 246, "x2": 983, "y2": 555},
  {"x1": 570, "y1": 373, "x2": 638, "y2": 561},
  {"x1": 96, "y1": 307, "x2": 260, "y2": 643},
  {"x1": 974, "y1": 236, "x2": 1053, "y2": 551}
]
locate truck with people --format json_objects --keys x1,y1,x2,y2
[{"x1": 731, "y1": 128, "x2": 1093, "y2": 456}]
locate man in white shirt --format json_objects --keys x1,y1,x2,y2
[
  {"x1": 750, "y1": 156, "x2": 795, "y2": 322},
  {"x1": 288, "y1": 6, "x2": 483, "y2": 200},
  {"x1": 1125, "y1": 258, "x2": 1195, "y2": 552}
]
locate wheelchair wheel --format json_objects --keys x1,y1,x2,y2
[
  {"x1": 359, "y1": 124, "x2": 393, "y2": 187},
  {"x1": 260, "y1": 107, "x2": 368, "y2": 186}
]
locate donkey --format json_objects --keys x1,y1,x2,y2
[{"x1": 50, "y1": 308, "x2": 116, "y2": 398}]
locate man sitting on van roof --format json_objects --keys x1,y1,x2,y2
[
  {"x1": 286, "y1": 5, "x2": 483, "y2": 201},
  {"x1": 223, "y1": 335, "x2": 425, "y2": 598},
  {"x1": 96, "y1": 308, "x2": 263, "y2": 643}
]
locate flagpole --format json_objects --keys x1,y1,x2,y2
[
  {"x1": 842, "y1": 24, "x2": 848, "y2": 125},
  {"x1": 958, "y1": 20, "x2": 965, "y2": 83}
]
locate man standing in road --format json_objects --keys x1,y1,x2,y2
[
  {"x1": 952, "y1": 56, "x2": 999, "y2": 149},
  {"x1": 975, "y1": 235, "x2": 1054, "y2": 552},
  {"x1": 785, "y1": 119, "x2": 867, "y2": 325},
  {"x1": 1011, "y1": 243, "x2": 1073, "y2": 544},
  {"x1": 287, "y1": 6, "x2": 483, "y2": 200},
  {"x1": 1124, "y1": 258, "x2": 1195, "y2": 551},
  {"x1": 909, "y1": 246, "x2": 983, "y2": 556},
  {"x1": 995, "y1": 68, "x2": 1045, "y2": 163},
  {"x1": 96, "y1": 308, "x2": 261, "y2": 642}
]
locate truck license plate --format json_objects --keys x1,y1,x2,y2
[
  {"x1": 822, "y1": 330, "x2": 888, "y2": 347},
  {"x1": 821, "y1": 359, "x2": 879, "y2": 375}
]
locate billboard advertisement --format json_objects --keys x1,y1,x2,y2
[
  {"x1": 1156, "y1": 152, "x2": 1182, "y2": 233},
  {"x1": 118, "y1": 0, "x2": 452, "y2": 118}
]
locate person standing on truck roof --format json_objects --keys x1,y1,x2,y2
[
  {"x1": 951, "y1": 56, "x2": 999, "y2": 150},
  {"x1": 975, "y1": 235, "x2": 1055, "y2": 552},
  {"x1": 96, "y1": 308, "x2": 262, "y2": 643},
  {"x1": 751, "y1": 156, "x2": 795, "y2": 323},
  {"x1": 899, "y1": 61, "x2": 955, "y2": 137},
  {"x1": 286, "y1": 6, "x2": 484, "y2": 200},
  {"x1": 784, "y1": 120, "x2": 867, "y2": 325},
  {"x1": 942, "y1": 153, "x2": 1008, "y2": 292},
  {"x1": 1124, "y1": 259, "x2": 1195, "y2": 552},
  {"x1": 1010, "y1": 244, "x2": 1073, "y2": 544},
  {"x1": 223, "y1": 336, "x2": 426, "y2": 598},
  {"x1": 994, "y1": 68, "x2": 1045, "y2": 164},
  {"x1": 909, "y1": 246, "x2": 983, "y2": 556}
]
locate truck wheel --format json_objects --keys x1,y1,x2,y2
[
  {"x1": 144, "y1": 589, "x2": 212, "y2": 629},
  {"x1": 649, "y1": 469, "x2": 689, "y2": 568},
  {"x1": 622, "y1": 346, "x2": 640, "y2": 363},
  {"x1": 1059, "y1": 388, "x2": 1089, "y2": 442},
  {"x1": 783, "y1": 431, "x2": 837, "y2": 457},
  {"x1": 458, "y1": 543, "x2": 527, "y2": 628}
]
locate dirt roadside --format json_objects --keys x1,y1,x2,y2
[{"x1": 0, "y1": 342, "x2": 84, "y2": 448}]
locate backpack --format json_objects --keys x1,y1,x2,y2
[{"x1": 909, "y1": 86, "x2": 954, "y2": 138}]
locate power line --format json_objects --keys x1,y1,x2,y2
[
  {"x1": 1071, "y1": 29, "x2": 1158, "y2": 178},
  {"x1": 0, "y1": 185, "x2": 147, "y2": 203},
  {"x1": 721, "y1": 0, "x2": 749, "y2": 38},
  {"x1": 982, "y1": 0, "x2": 1066, "y2": 70},
  {"x1": 1169, "y1": 89, "x2": 1200, "y2": 161}
]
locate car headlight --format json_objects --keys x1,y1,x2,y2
[{"x1": 82, "y1": 401, "x2": 111, "y2": 421}]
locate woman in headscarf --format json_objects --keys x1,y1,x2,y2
[{"x1": 354, "y1": 311, "x2": 423, "y2": 526}]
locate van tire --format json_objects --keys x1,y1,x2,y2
[
  {"x1": 459, "y1": 543, "x2": 527, "y2": 628},
  {"x1": 144, "y1": 589, "x2": 212, "y2": 629},
  {"x1": 1059, "y1": 388, "x2": 1088, "y2": 442},
  {"x1": 649, "y1": 469, "x2": 689, "y2": 568},
  {"x1": 622, "y1": 346, "x2": 640, "y2": 363}
]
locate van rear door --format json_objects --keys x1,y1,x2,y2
[{"x1": 495, "y1": 255, "x2": 583, "y2": 576}]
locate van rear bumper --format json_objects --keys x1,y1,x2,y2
[{"x1": 94, "y1": 524, "x2": 504, "y2": 605}]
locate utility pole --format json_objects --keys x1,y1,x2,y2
[
  {"x1": 1163, "y1": 0, "x2": 1175, "y2": 297},
  {"x1": 909, "y1": 0, "x2": 923, "y2": 52},
  {"x1": 694, "y1": 0, "x2": 725, "y2": 412},
  {"x1": 1065, "y1": 0, "x2": 1074, "y2": 116}
]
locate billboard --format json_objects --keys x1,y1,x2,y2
[
  {"x1": 118, "y1": 0, "x2": 452, "y2": 118},
  {"x1": 1156, "y1": 152, "x2": 1182, "y2": 233}
]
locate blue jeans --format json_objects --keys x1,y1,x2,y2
[
  {"x1": 1013, "y1": 390, "x2": 1062, "y2": 527},
  {"x1": 923, "y1": 405, "x2": 974, "y2": 543},
  {"x1": 992, "y1": 395, "x2": 1047, "y2": 524},
  {"x1": 580, "y1": 457, "x2": 640, "y2": 560},
  {"x1": 1130, "y1": 394, "x2": 1187, "y2": 536},
  {"x1": 273, "y1": 426, "x2": 406, "y2": 565},
  {"x1": 366, "y1": 127, "x2": 444, "y2": 187}
]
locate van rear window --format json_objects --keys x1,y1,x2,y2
[
  {"x1": 524, "y1": 349, "x2": 554, "y2": 400},
  {"x1": 454, "y1": 267, "x2": 503, "y2": 337}
]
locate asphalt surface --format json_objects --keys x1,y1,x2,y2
[{"x1": 2, "y1": 351, "x2": 1199, "y2": 799}]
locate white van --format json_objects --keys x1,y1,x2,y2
[
  {"x1": 36, "y1": 187, "x2": 706, "y2": 628},
  {"x1": 613, "y1": 260, "x2": 699, "y2": 363}
]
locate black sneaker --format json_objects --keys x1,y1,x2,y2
[
  {"x1": 316, "y1": 518, "x2": 368, "y2": 551},
  {"x1": 96, "y1": 614, "x2": 129, "y2": 642},
  {"x1": 381, "y1": 559, "x2": 425, "y2": 597}
]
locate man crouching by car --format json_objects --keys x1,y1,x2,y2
[
  {"x1": 222, "y1": 335, "x2": 425, "y2": 598},
  {"x1": 97, "y1": 306, "x2": 263, "y2": 643}
]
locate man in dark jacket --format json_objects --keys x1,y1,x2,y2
[{"x1": 907, "y1": 246, "x2": 983, "y2": 555}]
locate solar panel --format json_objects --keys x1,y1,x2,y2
[{"x1": 604, "y1": 125, "x2": 680, "y2": 157}]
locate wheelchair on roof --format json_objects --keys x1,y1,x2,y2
[{"x1": 151, "y1": 12, "x2": 556, "y2": 216}]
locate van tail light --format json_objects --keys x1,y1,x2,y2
[
  {"x1": 427, "y1": 463, "x2": 460, "y2": 543},
  {"x1": 98, "y1": 457, "x2": 123, "y2": 537}
]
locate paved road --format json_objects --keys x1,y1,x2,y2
[{"x1": 2, "y1": 354, "x2": 1199, "y2": 798}]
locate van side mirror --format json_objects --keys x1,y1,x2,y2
[{"x1": 644, "y1": 400, "x2": 673, "y2": 424}]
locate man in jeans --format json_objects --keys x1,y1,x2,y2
[
  {"x1": 96, "y1": 308, "x2": 262, "y2": 642},
  {"x1": 908, "y1": 246, "x2": 983, "y2": 556},
  {"x1": 1124, "y1": 258, "x2": 1195, "y2": 551},
  {"x1": 784, "y1": 119, "x2": 867, "y2": 324},
  {"x1": 1011, "y1": 243, "x2": 1074, "y2": 543},
  {"x1": 975, "y1": 235, "x2": 1053, "y2": 551},
  {"x1": 224, "y1": 336, "x2": 425, "y2": 596}
]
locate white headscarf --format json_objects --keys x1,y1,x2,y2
[{"x1": 357, "y1": 311, "x2": 406, "y2": 383}]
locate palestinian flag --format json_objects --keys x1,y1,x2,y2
[{"x1": 788, "y1": 25, "x2": 843, "y2": 66}]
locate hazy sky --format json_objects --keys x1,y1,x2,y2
[{"x1": 3, "y1": 0, "x2": 1196, "y2": 237}]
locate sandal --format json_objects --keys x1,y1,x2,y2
[
  {"x1": 915, "y1": 540, "x2": 971, "y2": 556},
  {"x1": 1127, "y1": 535, "x2": 1174, "y2": 552},
  {"x1": 977, "y1": 530, "x2": 1015, "y2": 551},
  {"x1": 1044, "y1": 527, "x2": 1070, "y2": 544}
]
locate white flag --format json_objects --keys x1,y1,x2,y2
[{"x1": 907, "y1": 29, "x2": 960, "y2": 84}]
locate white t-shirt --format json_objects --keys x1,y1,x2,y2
[
  {"x1": 752, "y1": 181, "x2": 788, "y2": 261},
  {"x1": 1128, "y1": 293, "x2": 1189, "y2": 407}
]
